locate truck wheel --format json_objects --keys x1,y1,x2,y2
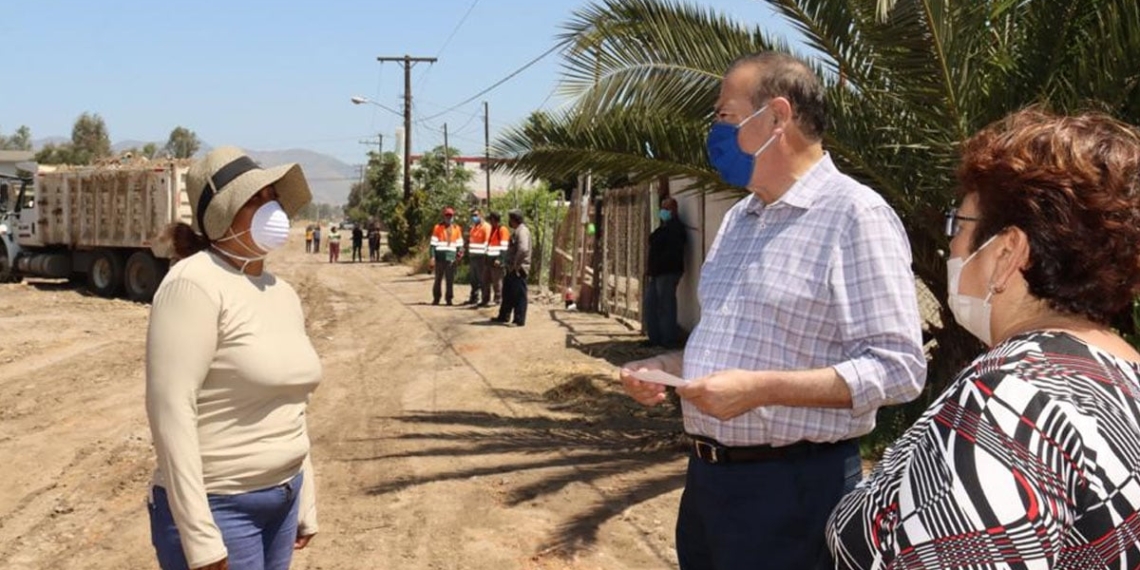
[
  {"x1": 124, "y1": 251, "x2": 166, "y2": 302},
  {"x1": 88, "y1": 250, "x2": 124, "y2": 298}
]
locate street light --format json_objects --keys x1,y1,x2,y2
[
  {"x1": 350, "y1": 95, "x2": 401, "y2": 116},
  {"x1": 351, "y1": 95, "x2": 411, "y2": 200}
]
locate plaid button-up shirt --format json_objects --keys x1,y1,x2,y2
[{"x1": 682, "y1": 154, "x2": 926, "y2": 447}]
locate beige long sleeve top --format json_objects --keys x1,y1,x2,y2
[{"x1": 145, "y1": 251, "x2": 322, "y2": 568}]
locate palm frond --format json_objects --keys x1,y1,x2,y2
[{"x1": 558, "y1": 0, "x2": 782, "y2": 120}]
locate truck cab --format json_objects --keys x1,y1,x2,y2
[{"x1": 0, "y1": 173, "x2": 33, "y2": 282}]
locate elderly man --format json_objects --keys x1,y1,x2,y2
[
  {"x1": 620, "y1": 52, "x2": 927, "y2": 569},
  {"x1": 492, "y1": 209, "x2": 531, "y2": 326}
]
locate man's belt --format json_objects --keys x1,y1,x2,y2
[{"x1": 689, "y1": 435, "x2": 854, "y2": 465}]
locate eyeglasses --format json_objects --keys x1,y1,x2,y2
[{"x1": 944, "y1": 208, "x2": 980, "y2": 237}]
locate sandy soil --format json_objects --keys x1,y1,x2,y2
[{"x1": 0, "y1": 233, "x2": 689, "y2": 569}]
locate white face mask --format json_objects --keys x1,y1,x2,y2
[
  {"x1": 249, "y1": 201, "x2": 291, "y2": 251},
  {"x1": 946, "y1": 234, "x2": 998, "y2": 345},
  {"x1": 212, "y1": 200, "x2": 290, "y2": 272}
]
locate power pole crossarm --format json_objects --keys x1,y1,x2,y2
[{"x1": 376, "y1": 55, "x2": 438, "y2": 200}]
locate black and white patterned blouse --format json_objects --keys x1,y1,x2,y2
[{"x1": 827, "y1": 331, "x2": 1140, "y2": 569}]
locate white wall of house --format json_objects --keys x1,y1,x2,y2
[{"x1": 671, "y1": 180, "x2": 743, "y2": 333}]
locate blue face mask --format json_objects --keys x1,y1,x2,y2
[
  {"x1": 471, "y1": 215, "x2": 481, "y2": 224},
  {"x1": 706, "y1": 105, "x2": 779, "y2": 187},
  {"x1": 658, "y1": 209, "x2": 672, "y2": 223}
]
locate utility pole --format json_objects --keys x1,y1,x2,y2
[
  {"x1": 483, "y1": 101, "x2": 491, "y2": 205},
  {"x1": 442, "y1": 123, "x2": 450, "y2": 178},
  {"x1": 358, "y1": 134, "x2": 383, "y2": 155},
  {"x1": 377, "y1": 54, "x2": 437, "y2": 199}
]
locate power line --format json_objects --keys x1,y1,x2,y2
[
  {"x1": 434, "y1": 0, "x2": 481, "y2": 58},
  {"x1": 420, "y1": 43, "x2": 565, "y2": 122},
  {"x1": 414, "y1": 0, "x2": 482, "y2": 93}
]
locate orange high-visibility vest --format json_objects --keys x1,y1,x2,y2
[
  {"x1": 430, "y1": 223, "x2": 464, "y2": 255},
  {"x1": 467, "y1": 221, "x2": 491, "y2": 255},
  {"x1": 486, "y1": 225, "x2": 510, "y2": 259}
]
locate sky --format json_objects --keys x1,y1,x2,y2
[{"x1": 3, "y1": 0, "x2": 795, "y2": 169}]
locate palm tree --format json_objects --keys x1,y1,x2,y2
[{"x1": 496, "y1": 0, "x2": 1140, "y2": 450}]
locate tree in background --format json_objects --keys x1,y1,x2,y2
[
  {"x1": 0, "y1": 126, "x2": 33, "y2": 151},
  {"x1": 488, "y1": 183, "x2": 565, "y2": 286},
  {"x1": 35, "y1": 112, "x2": 112, "y2": 165},
  {"x1": 412, "y1": 144, "x2": 473, "y2": 224},
  {"x1": 342, "y1": 150, "x2": 416, "y2": 255},
  {"x1": 164, "y1": 126, "x2": 201, "y2": 159},
  {"x1": 345, "y1": 151, "x2": 402, "y2": 224},
  {"x1": 70, "y1": 112, "x2": 112, "y2": 164}
]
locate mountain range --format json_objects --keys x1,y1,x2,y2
[{"x1": 30, "y1": 138, "x2": 357, "y2": 205}]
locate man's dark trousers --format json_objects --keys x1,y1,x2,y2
[
  {"x1": 496, "y1": 270, "x2": 528, "y2": 325},
  {"x1": 467, "y1": 255, "x2": 485, "y2": 303},
  {"x1": 432, "y1": 259, "x2": 456, "y2": 304},
  {"x1": 644, "y1": 272, "x2": 682, "y2": 347},
  {"x1": 675, "y1": 439, "x2": 861, "y2": 570}
]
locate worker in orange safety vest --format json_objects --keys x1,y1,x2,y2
[
  {"x1": 479, "y1": 211, "x2": 511, "y2": 307},
  {"x1": 429, "y1": 206, "x2": 464, "y2": 305},
  {"x1": 464, "y1": 208, "x2": 492, "y2": 305}
]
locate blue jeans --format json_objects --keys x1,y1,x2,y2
[
  {"x1": 644, "y1": 272, "x2": 682, "y2": 347},
  {"x1": 676, "y1": 440, "x2": 861, "y2": 570},
  {"x1": 149, "y1": 473, "x2": 302, "y2": 570}
]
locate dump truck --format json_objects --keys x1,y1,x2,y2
[{"x1": 0, "y1": 161, "x2": 192, "y2": 302}]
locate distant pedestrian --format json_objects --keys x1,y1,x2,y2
[
  {"x1": 464, "y1": 208, "x2": 490, "y2": 305},
  {"x1": 304, "y1": 225, "x2": 314, "y2": 253},
  {"x1": 643, "y1": 197, "x2": 686, "y2": 348},
  {"x1": 429, "y1": 207, "x2": 463, "y2": 305},
  {"x1": 327, "y1": 226, "x2": 341, "y2": 263},
  {"x1": 351, "y1": 224, "x2": 364, "y2": 263},
  {"x1": 312, "y1": 225, "x2": 321, "y2": 254},
  {"x1": 480, "y1": 212, "x2": 509, "y2": 307},
  {"x1": 368, "y1": 226, "x2": 381, "y2": 262},
  {"x1": 493, "y1": 209, "x2": 530, "y2": 326}
]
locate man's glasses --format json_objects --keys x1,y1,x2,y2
[{"x1": 944, "y1": 208, "x2": 980, "y2": 237}]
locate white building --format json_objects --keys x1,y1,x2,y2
[{"x1": 0, "y1": 150, "x2": 35, "y2": 178}]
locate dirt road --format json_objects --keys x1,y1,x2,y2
[{"x1": 0, "y1": 234, "x2": 687, "y2": 569}]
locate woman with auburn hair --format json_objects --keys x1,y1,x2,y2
[{"x1": 827, "y1": 108, "x2": 1140, "y2": 569}]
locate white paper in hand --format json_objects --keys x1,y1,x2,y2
[{"x1": 628, "y1": 368, "x2": 688, "y2": 387}]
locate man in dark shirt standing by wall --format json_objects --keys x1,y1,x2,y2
[{"x1": 644, "y1": 197, "x2": 686, "y2": 348}]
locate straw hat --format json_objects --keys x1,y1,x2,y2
[{"x1": 186, "y1": 146, "x2": 312, "y2": 240}]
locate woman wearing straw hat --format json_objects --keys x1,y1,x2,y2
[{"x1": 145, "y1": 146, "x2": 321, "y2": 570}]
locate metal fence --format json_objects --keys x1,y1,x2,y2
[{"x1": 549, "y1": 182, "x2": 654, "y2": 322}]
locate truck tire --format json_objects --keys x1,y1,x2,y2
[
  {"x1": 124, "y1": 251, "x2": 166, "y2": 303},
  {"x1": 0, "y1": 241, "x2": 20, "y2": 283},
  {"x1": 87, "y1": 249, "x2": 124, "y2": 298}
]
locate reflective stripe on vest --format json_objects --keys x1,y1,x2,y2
[
  {"x1": 486, "y1": 226, "x2": 510, "y2": 257},
  {"x1": 431, "y1": 224, "x2": 464, "y2": 252},
  {"x1": 468, "y1": 222, "x2": 491, "y2": 255}
]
